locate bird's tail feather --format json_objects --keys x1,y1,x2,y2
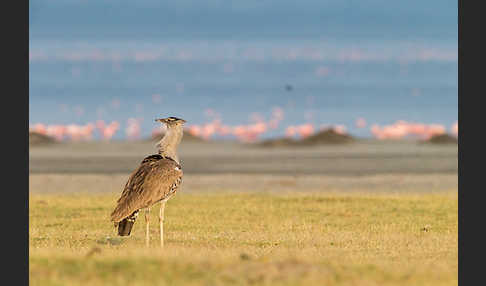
[{"x1": 117, "y1": 210, "x2": 139, "y2": 236}]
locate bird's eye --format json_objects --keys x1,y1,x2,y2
[{"x1": 174, "y1": 166, "x2": 181, "y2": 171}]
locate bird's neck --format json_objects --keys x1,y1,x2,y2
[{"x1": 157, "y1": 126, "x2": 183, "y2": 164}]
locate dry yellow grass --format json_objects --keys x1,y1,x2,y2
[{"x1": 30, "y1": 191, "x2": 457, "y2": 286}]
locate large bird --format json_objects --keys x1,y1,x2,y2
[{"x1": 110, "y1": 116, "x2": 186, "y2": 247}]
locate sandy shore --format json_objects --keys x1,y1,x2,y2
[
  {"x1": 29, "y1": 140, "x2": 457, "y2": 194},
  {"x1": 29, "y1": 140, "x2": 457, "y2": 175},
  {"x1": 29, "y1": 173, "x2": 457, "y2": 194}
]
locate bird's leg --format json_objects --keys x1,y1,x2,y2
[
  {"x1": 159, "y1": 201, "x2": 166, "y2": 248},
  {"x1": 145, "y1": 207, "x2": 151, "y2": 247}
]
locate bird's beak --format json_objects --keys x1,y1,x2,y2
[{"x1": 155, "y1": 118, "x2": 168, "y2": 123}]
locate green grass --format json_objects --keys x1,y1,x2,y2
[{"x1": 30, "y1": 192, "x2": 457, "y2": 286}]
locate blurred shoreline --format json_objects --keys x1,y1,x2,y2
[{"x1": 29, "y1": 140, "x2": 457, "y2": 175}]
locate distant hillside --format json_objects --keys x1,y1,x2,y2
[
  {"x1": 259, "y1": 137, "x2": 298, "y2": 147},
  {"x1": 29, "y1": 131, "x2": 56, "y2": 146},
  {"x1": 259, "y1": 128, "x2": 355, "y2": 147},
  {"x1": 299, "y1": 128, "x2": 355, "y2": 145},
  {"x1": 424, "y1": 134, "x2": 458, "y2": 144}
]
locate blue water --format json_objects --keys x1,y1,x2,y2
[{"x1": 29, "y1": 0, "x2": 457, "y2": 139}]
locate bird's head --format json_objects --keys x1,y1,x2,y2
[{"x1": 155, "y1": 117, "x2": 187, "y2": 127}]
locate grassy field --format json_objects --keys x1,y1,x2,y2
[
  {"x1": 29, "y1": 141, "x2": 457, "y2": 285},
  {"x1": 30, "y1": 191, "x2": 457, "y2": 286}
]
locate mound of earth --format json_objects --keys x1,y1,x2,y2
[
  {"x1": 298, "y1": 128, "x2": 355, "y2": 145},
  {"x1": 259, "y1": 137, "x2": 297, "y2": 147},
  {"x1": 29, "y1": 131, "x2": 56, "y2": 146},
  {"x1": 258, "y1": 129, "x2": 355, "y2": 147},
  {"x1": 151, "y1": 130, "x2": 205, "y2": 142},
  {"x1": 424, "y1": 134, "x2": 458, "y2": 144}
]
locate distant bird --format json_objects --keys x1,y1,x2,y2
[
  {"x1": 285, "y1": 84, "x2": 293, "y2": 91},
  {"x1": 110, "y1": 116, "x2": 186, "y2": 247}
]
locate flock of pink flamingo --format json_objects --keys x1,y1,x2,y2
[
  {"x1": 31, "y1": 120, "x2": 120, "y2": 141},
  {"x1": 29, "y1": 107, "x2": 458, "y2": 142},
  {"x1": 370, "y1": 121, "x2": 455, "y2": 140}
]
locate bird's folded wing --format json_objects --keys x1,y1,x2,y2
[{"x1": 111, "y1": 158, "x2": 182, "y2": 222}]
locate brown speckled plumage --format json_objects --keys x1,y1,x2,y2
[
  {"x1": 110, "y1": 117, "x2": 186, "y2": 243},
  {"x1": 110, "y1": 155, "x2": 182, "y2": 224}
]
